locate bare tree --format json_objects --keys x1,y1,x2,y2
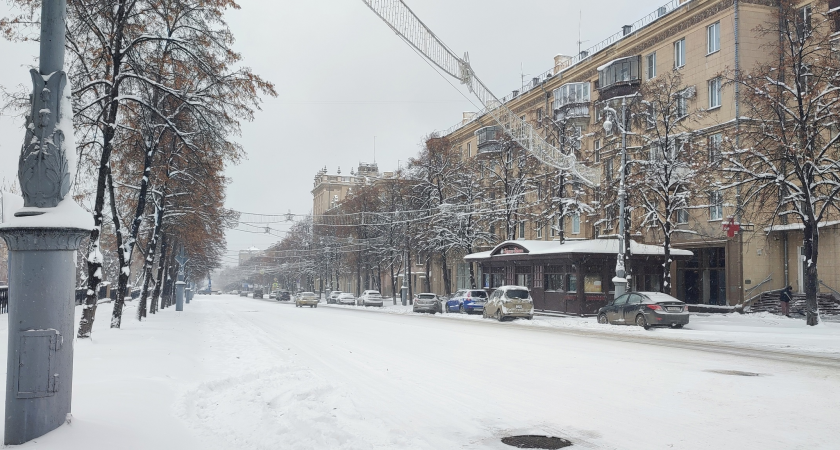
[{"x1": 724, "y1": 0, "x2": 840, "y2": 325}]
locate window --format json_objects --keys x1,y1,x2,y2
[
  {"x1": 553, "y1": 83, "x2": 591, "y2": 109},
  {"x1": 709, "y1": 191, "x2": 723, "y2": 221},
  {"x1": 594, "y1": 139, "x2": 601, "y2": 162},
  {"x1": 676, "y1": 92, "x2": 687, "y2": 118},
  {"x1": 537, "y1": 108, "x2": 543, "y2": 127},
  {"x1": 467, "y1": 143, "x2": 472, "y2": 157},
  {"x1": 544, "y1": 266, "x2": 566, "y2": 291},
  {"x1": 605, "y1": 157, "x2": 614, "y2": 182},
  {"x1": 708, "y1": 77, "x2": 721, "y2": 109},
  {"x1": 708, "y1": 133, "x2": 723, "y2": 163},
  {"x1": 674, "y1": 38, "x2": 686, "y2": 68},
  {"x1": 571, "y1": 126, "x2": 582, "y2": 151},
  {"x1": 796, "y1": 5, "x2": 812, "y2": 40},
  {"x1": 489, "y1": 224, "x2": 495, "y2": 236},
  {"x1": 536, "y1": 181, "x2": 542, "y2": 200},
  {"x1": 519, "y1": 221, "x2": 526, "y2": 239},
  {"x1": 598, "y1": 56, "x2": 641, "y2": 90},
  {"x1": 650, "y1": 142, "x2": 664, "y2": 162},
  {"x1": 707, "y1": 22, "x2": 720, "y2": 54},
  {"x1": 647, "y1": 102, "x2": 658, "y2": 129},
  {"x1": 677, "y1": 207, "x2": 689, "y2": 224},
  {"x1": 572, "y1": 213, "x2": 581, "y2": 234},
  {"x1": 536, "y1": 223, "x2": 543, "y2": 239},
  {"x1": 646, "y1": 52, "x2": 657, "y2": 79}
]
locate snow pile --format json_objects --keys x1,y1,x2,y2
[{"x1": 325, "y1": 303, "x2": 840, "y2": 356}]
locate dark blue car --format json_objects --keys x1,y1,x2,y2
[{"x1": 446, "y1": 289, "x2": 488, "y2": 314}]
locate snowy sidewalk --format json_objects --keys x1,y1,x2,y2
[
  {"x1": 0, "y1": 295, "x2": 837, "y2": 449},
  {"x1": 324, "y1": 301, "x2": 840, "y2": 359}
]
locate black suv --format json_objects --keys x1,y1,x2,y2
[
  {"x1": 253, "y1": 288, "x2": 264, "y2": 299},
  {"x1": 278, "y1": 291, "x2": 291, "y2": 301}
]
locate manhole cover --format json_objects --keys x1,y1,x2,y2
[
  {"x1": 707, "y1": 370, "x2": 762, "y2": 377},
  {"x1": 501, "y1": 435, "x2": 573, "y2": 449}
]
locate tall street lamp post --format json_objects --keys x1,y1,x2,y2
[
  {"x1": 603, "y1": 96, "x2": 629, "y2": 299},
  {"x1": 0, "y1": 0, "x2": 93, "y2": 444}
]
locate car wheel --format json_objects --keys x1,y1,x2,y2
[
  {"x1": 496, "y1": 309, "x2": 504, "y2": 322},
  {"x1": 460, "y1": 304, "x2": 466, "y2": 314},
  {"x1": 314, "y1": 304, "x2": 318, "y2": 308},
  {"x1": 672, "y1": 324, "x2": 683, "y2": 329},
  {"x1": 635, "y1": 314, "x2": 650, "y2": 330},
  {"x1": 598, "y1": 314, "x2": 608, "y2": 325}
]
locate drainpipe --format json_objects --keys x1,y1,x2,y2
[
  {"x1": 783, "y1": 232, "x2": 789, "y2": 288},
  {"x1": 734, "y1": 0, "x2": 742, "y2": 223}
]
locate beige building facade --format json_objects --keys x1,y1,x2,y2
[{"x1": 438, "y1": 0, "x2": 840, "y2": 306}]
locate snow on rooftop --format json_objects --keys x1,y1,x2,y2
[{"x1": 465, "y1": 239, "x2": 692, "y2": 261}]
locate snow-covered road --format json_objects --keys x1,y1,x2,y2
[{"x1": 4, "y1": 295, "x2": 839, "y2": 449}]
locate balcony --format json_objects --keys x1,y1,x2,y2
[
  {"x1": 597, "y1": 55, "x2": 642, "y2": 101},
  {"x1": 553, "y1": 82, "x2": 591, "y2": 121},
  {"x1": 476, "y1": 126, "x2": 501, "y2": 153}
]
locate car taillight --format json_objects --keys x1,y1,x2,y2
[
  {"x1": 683, "y1": 304, "x2": 689, "y2": 312},
  {"x1": 646, "y1": 304, "x2": 662, "y2": 311}
]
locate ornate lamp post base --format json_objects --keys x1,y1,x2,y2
[{"x1": 0, "y1": 227, "x2": 88, "y2": 445}]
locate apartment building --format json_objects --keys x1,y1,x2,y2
[{"x1": 441, "y1": 0, "x2": 840, "y2": 306}]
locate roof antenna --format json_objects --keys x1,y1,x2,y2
[{"x1": 577, "y1": 11, "x2": 588, "y2": 55}]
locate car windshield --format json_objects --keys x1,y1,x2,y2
[
  {"x1": 505, "y1": 289, "x2": 529, "y2": 299},
  {"x1": 419, "y1": 294, "x2": 436, "y2": 299},
  {"x1": 469, "y1": 291, "x2": 487, "y2": 298},
  {"x1": 301, "y1": 292, "x2": 315, "y2": 296},
  {"x1": 367, "y1": 292, "x2": 381, "y2": 296}
]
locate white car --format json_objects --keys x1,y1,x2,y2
[
  {"x1": 483, "y1": 285, "x2": 534, "y2": 321},
  {"x1": 357, "y1": 290, "x2": 384, "y2": 307},
  {"x1": 336, "y1": 293, "x2": 356, "y2": 305},
  {"x1": 327, "y1": 291, "x2": 342, "y2": 304}
]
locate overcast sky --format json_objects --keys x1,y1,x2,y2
[{"x1": 0, "y1": 0, "x2": 668, "y2": 266}]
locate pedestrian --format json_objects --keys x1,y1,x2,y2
[{"x1": 780, "y1": 285, "x2": 793, "y2": 317}]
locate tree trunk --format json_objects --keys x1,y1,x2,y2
[
  {"x1": 440, "y1": 251, "x2": 451, "y2": 295},
  {"x1": 139, "y1": 205, "x2": 163, "y2": 318},
  {"x1": 390, "y1": 259, "x2": 397, "y2": 305},
  {"x1": 152, "y1": 234, "x2": 168, "y2": 311},
  {"x1": 406, "y1": 245, "x2": 413, "y2": 304},
  {"x1": 78, "y1": 0, "x2": 130, "y2": 339},
  {"x1": 424, "y1": 255, "x2": 432, "y2": 293},
  {"x1": 803, "y1": 222, "x2": 820, "y2": 326},
  {"x1": 107, "y1": 167, "x2": 129, "y2": 328}
]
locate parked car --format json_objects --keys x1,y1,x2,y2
[
  {"x1": 597, "y1": 292, "x2": 689, "y2": 329},
  {"x1": 483, "y1": 286, "x2": 534, "y2": 321},
  {"x1": 269, "y1": 291, "x2": 277, "y2": 299},
  {"x1": 336, "y1": 292, "x2": 356, "y2": 305},
  {"x1": 296, "y1": 292, "x2": 319, "y2": 308},
  {"x1": 413, "y1": 293, "x2": 441, "y2": 314},
  {"x1": 239, "y1": 291, "x2": 248, "y2": 297},
  {"x1": 230, "y1": 290, "x2": 239, "y2": 296},
  {"x1": 253, "y1": 288, "x2": 264, "y2": 299},
  {"x1": 446, "y1": 289, "x2": 488, "y2": 314},
  {"x1": 278, "y1": 290, "x2": 291, "y2": 301},
  {"x1": 327, "y1": 291, "x2": 342, "y2": 304},
  {"x1": 357, "y1": 290, "x2": 384, "y2": 307}
]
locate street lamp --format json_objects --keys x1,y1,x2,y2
[
  {"x1": 603, "y1": 96, "x2": 629, "y2": 298},
  {"x1": 0, "y1": 0, "x2": 93, "y2": 444}
]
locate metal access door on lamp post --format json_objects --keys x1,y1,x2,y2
[
  {"x1": 603, "y1": 97, "x2": 629, "y2": 299},
  {"x1": 0, "y1": 0, "x2": 94, "y2": 444}
]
